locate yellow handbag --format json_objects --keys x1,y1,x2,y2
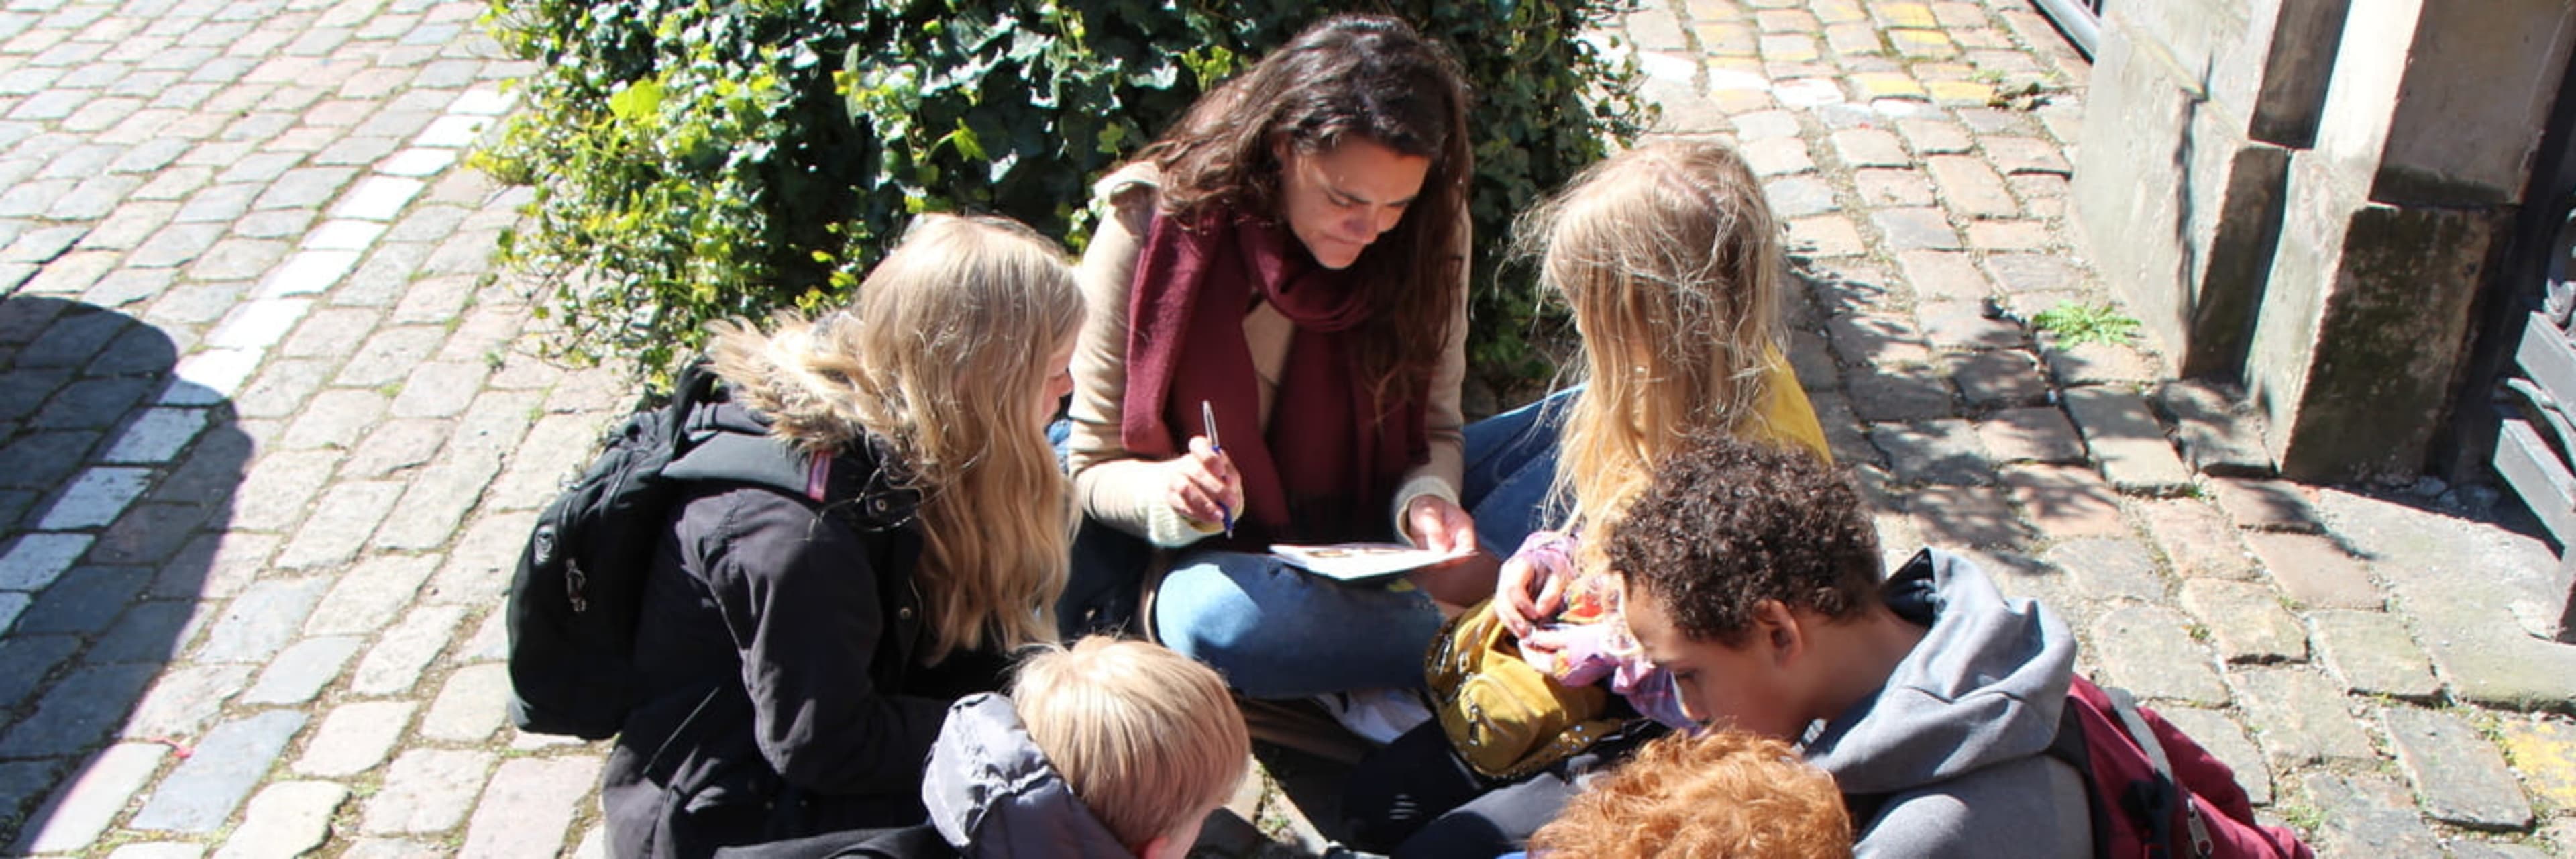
[{"x1": 1424, "y1": 599, "x2": 1628, "y2": 780}]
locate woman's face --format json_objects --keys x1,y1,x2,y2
[{"x1": 1272, "y1": 136, "x2": 1431, "y2": 270}]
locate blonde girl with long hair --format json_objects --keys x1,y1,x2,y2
[
  {"x1": 601, "y1": 214, "x2": 1084, "y2": 859},
  {"x1": 1342, "y1": 140, "x2": 1831, "y2": 857}
]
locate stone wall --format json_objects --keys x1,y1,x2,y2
[{"x1": 2076, "y1": 0, "x2": 2576, "y2": 481}]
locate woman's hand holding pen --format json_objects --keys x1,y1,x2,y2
[{"x1": 1163, "y1": 435, "x2": 1242, "y2": 533}]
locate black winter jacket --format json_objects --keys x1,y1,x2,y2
[{"x1": 602, "y1": 398, "x2": 1009, "y2": 859}]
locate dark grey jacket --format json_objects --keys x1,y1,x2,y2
[
  {"x1": 602, "y1": 397, "x2": 1008, "y2": 859},
  {"x1": 922, "y1": 694, "x2": 1138, "y2": 858}
]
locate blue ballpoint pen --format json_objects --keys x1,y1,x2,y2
[{"x1": 1200, "y1": 400, "x2": 1234, "y2": 538}]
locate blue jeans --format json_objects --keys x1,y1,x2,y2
[{"x1": 1059, "y1": 390, "x2": 1574, "y2": 697}]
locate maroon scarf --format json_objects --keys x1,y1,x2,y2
[{"x1": 1120, "y1": 207, "x2": 1429, "y2": 548}]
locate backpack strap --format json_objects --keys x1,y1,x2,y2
[
  {"x1": 2043, "y1": 699, "x2": 2118, "y2": 859},
  {"x1": 2103, "y1": 686, "x2": 2214, "y2": 858}
]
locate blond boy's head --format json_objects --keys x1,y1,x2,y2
[
  {"x1": 1529, "y1": 729, "x2": 1853, "y2": 859},
  {"x1": 1012, "y1": 636, "x2": 1252, "y2": 857}
]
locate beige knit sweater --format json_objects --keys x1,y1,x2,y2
[{"x1": 1063, "y1": 164, "x2": 1468, "y2": 548}]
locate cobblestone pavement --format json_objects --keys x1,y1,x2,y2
[{"x1": 0, "y1": 0, "x2": 2570, "y2": 856}]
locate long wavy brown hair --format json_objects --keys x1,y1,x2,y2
[
  {"x1": 1137, "y1": 13, "x2": 1472, "y2": 405},
  {"x1": 707, "y1": 215, "x2": 1083, "y2": 662}
]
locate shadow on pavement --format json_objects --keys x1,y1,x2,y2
[{"x1": 0, "y1": 295, "x2": 248, "y2": 849}]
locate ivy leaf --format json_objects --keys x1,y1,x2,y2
[{"x1": 608, "y1": 78, "x2": 664, "y2": 121}]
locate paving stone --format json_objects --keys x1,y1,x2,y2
[
  {"x1": 21, "y1": 307, "x2": 131, "y2": 367},
  {"x1": 1868, "y1": 206, "x2": 1959, "y2": 250},
  {"x1": 424, "y1": 511, "x2": 533, "y2": 604},
  {"x1": 2134, "y1": 498, "x2": 2257, "y2": 581},
  {"x1": 228, "y1": 448, "x2": 341, "y2": 532},
  {"x1": 124, "y1": 662, "x2": 256, "y2": 739},
  {"x1": 1810, "y1": 392, "x2": 1881, "y2": 468},
  {"x1": 352, "y1": 603, "x2": 467, "y2": 695},
  {"x1": 279, "y1": 306, "x2": 381, "y2": 358},
  {"x1": 458, "y1": 756, "x2": 606, "y2": 859},
  {"x1": 417, "y1": 662, "x2": 510, "y2": 742},
  {"x1": 1786, "y1": 329, "x2": 1839, "y2": 391},
  {"x1": 386, "y1": 360, "x2": 489, "y2": 419},
  {"x1": 2208, "y1": 477, "x2": 2320, "y2": 533},
  {"x1": 1983, "y1": 135, "x2": 2072, "y2": 174},
  {"x1": 2154, "y1": 707, "x2": 2271, "y2": 805},
  {"x1": 256, "y1": 248, "x2": 359, "y2": 297},
  {"x1": 212, "y1": 780, "x2": 350, "y2": 859},
  {"x1": 131, "y1": 710, "x2": 308, "y2": 832},
  {"x1": 1895, "y1": 249, "x2": 1986, "y2": 303},
  {"x1": 0, "y1": 662, "x2": 159, "y2": 757},
  {"x1": 342, "y1": 838, "x2": 448, "y2": 859},
  {"x1": 195, "y1": 575, "x2": 331, "y2": 663},
  {"x1": 2090, "y1": 605, "x2": 2227, "y2": 705},
  {"x1": 2301, "y1": 772, "x2": 2445, "y2": 856},
  {"x1": 1850, "y1": 167, "x2": 1931, "y2": 208},
  {"x1": 457, "y1": 607, "x2": 509, "y2": 662},
  {"x1": 362, "y1": 747, "x2": 493, "y2": 834},
  {"x1": 0, "y1": 532, "x2": 95, "y2": 590},
  {"x1": 2176, "y1": 578, "x2": 2305, "y2": 663},
  {"x1": 1825, "y1": 128, "x2": 1906, "y2": 168},
  {"x1": 2060, "y1": 386, "x2": 2192, "y2": 495},
  {"x1": 304, "y1": 548, "x2": 435, "y2": 629},
  {"x1": 0, "y1": 634, "x2": 80, "y2": 707},
  {"x1": 278, "y1": 387, "x2": 386, "y2": 451},
  {"x1": 2233, "y1": 666, "x2": 2378, "y2": 768},
  {"x1": 334, "y1": 324, "x2": 443, "y2": 387},
  {"x1": 1825, "y1": 311, "x2": 1933, "y2": 368},
  {"x1": 207, "y1": 297, "x2": 311, "y2": 350},
  {"x1": 1921, "y1": 154, "x2": 2015, "y2": 219},
  {"x1": 240, "y1": 635, "x2": 364, "y2": 705},
  {"x1": 87, "y1": 597, "x2": 214, "y2": 664},
  {"x1": 103, "y1": 407, "x2": 210, "y2": 464},
  {"x1": 2447, "y1": 842, "x2": 2553, "y2": 859},
  {"x1": 2308, "y1": 609, "x2": 2441, "y2": 699},
  {"x1": 2243, "y1": 532, "x2": 2381, "y2": 610},
  {"x1": 0, "y1": 428, "x2": 93, "y2": 489},
  {"x1": 274, "y1": 479, "x2": 405, "y2": 568},
  {"x1": 2377, "y1": 706, "x2": 2531, "y2": 831},
  {"x1": 32, "y1": 376, "x2": 153, "y2": 430},
  {"x1": 293, "y1": 700, "x2": 415, "y2": 778},
  {"x1": 1906, "y1": 484, "x2": 2029, "y2": 549},
  {"x1": 37, "y1": 466, "x2": 155, "y2": 529},
  {"x1": 1762, "y1": 174, "x2": 1838, "y2": 217},
  {"x1": 1847, "y1": 364, "x2": 1955, "y2": 421},
  {"x1": 339, "y1": 417, "x2": 450, "y2": 479},
  {"x1": 2043, "y1": 340, "x2": 2159, "y2": 385},
  {"x1": 17, "y1": 564, "x2": 149, "y2": 634},
  {"x1": 1872, "y1": 419, "x2": 1990, "y2": 485},
  {"x1": 1983, "y1": 252, "x2": 2081, "y2": 295},
  {"x1": 2004, "y1": 465, "x2": 2128, "y2": 541},
  {"x1": 13, "y1": 743, "x2": 165, "y2": 854},
  {"x1": 2037, "y1": 536, "x2": 2163, "y2": 605},
  {"x1": 0, "y1": 758, "x2": 64, "y2": 839},
  {"x1": 2151, "y1": 379, "x2": 2271, "y2": 476},
  {"x1": 2496, "y1": 719, "x2": 2576, "y2": 810},
  {"x1": 1945, "y1": 348, "x2": 2046, "y2": 405}
]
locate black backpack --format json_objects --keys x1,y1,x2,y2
[{"x1": 505, "y1": 362, "x2": 825, "y2": 739}]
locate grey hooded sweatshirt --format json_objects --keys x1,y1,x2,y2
[
  {"x1": 1804, "y1": 548, "x2": 2094, "y2": 858},
  {"x1": 922, "y1": 694, "x2": 1139, "y2": 858}
]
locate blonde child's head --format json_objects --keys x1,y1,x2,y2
[
  {"x1": 1529, "y1": 729, "x2": 1852, "y2": 859},
  {"x1": 1012, "y1": 636, "x2": 1252, "y2": 858},
  {"x1": 1515, "y1": 139, "x2": 1788, "y2": 568},
  {"x1": 708, "y1": 213, "x2": 1081, "y2": 664}
]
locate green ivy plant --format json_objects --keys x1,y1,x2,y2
[{"x1": 477, "y1": 0, "x2": 1648, "y2": 388}]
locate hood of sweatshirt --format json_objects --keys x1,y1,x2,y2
[
  {"x1": 1802, "y1": 548, "x2": 2076, "y2": 796},
  {"x1": 922, "y1": 694, "x2": 1136, "y2": 859}
]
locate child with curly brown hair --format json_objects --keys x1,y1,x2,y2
[
  {"x1": 1610, "y1": 435, "x2": 2092, "y2": 856},
  {"x1": 1524, "y1": 730, "x2": 1851, "y2": 859}
]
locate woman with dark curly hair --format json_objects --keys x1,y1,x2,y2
[{"x1": 1055, "y1": 14, "x2": 1503, "y2": 700}]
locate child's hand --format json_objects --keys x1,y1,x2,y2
[{"x1": 1496, "y1": 550, "x2": 1568, "y2": 638}]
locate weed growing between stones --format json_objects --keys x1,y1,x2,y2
[{"x1": 2033, "y1": 301, "x2": 2143, "y2": 348}]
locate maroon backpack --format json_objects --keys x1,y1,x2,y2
[{"x1": 2053, "y1": 676, "x2": 2314, "y2": 859}]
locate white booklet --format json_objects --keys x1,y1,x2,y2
[{"x1": 1270, "y1": 542, "x2": 1472, "y2": 583}]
